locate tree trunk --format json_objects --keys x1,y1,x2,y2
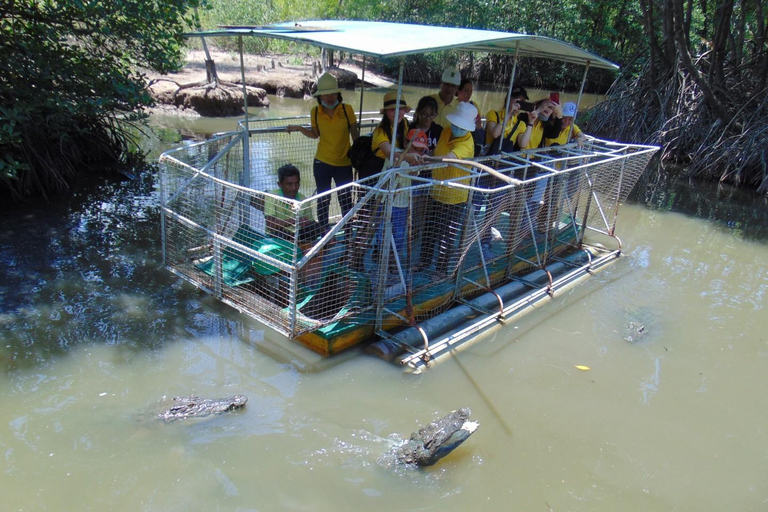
[
  {"x1": 755, "y1": 0, "x2": 767, "y2": 87},
  {"x1": 709, "y1": 0, "x2": 734, "y2": 86},
  {"x1": 671, "y1": 0, "x2": 731, "y2": 122},
  {"x1": 205, "y1": 59, "x2": 218, "y2": 85}
]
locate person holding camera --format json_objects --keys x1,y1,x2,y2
[
  {"x1": 513, "y1": 98, "x2": 564, "y2": 150},
  {"x1": 544, "y1": 102, "x2": 587, "y2": 147},
  {"x1": 484, "y1": 85, "x2": 529, "y2": 155}
]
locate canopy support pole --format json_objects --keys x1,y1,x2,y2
[
  {"x1": 568, "y1": 60, "x2": 590, "y2": 142},
  {"x1": 498, "y1": 43, "x2": 521, "y2": 149},
  {"x1": 358, "y1": 57, "x2": 367, "y2": 122},
  {"x1": 388, "y1": 58, "x2": 406, "y2": 165},
  {"x1": 239, "y1": 36, "x2": 250, "y2": 189}
]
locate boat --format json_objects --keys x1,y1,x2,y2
[{"x1": 158, "y1": 21, "x2": 658, "y2": 371}]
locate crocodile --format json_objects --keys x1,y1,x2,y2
[
  {"x1": 157, "y1": 394, "x2": 248, "y2": 422},
  {"x1": 395, "y1": 407, "x2": 479, "y2": 466},
  {"x1": 624, "y1": 321, "x2": 647, "y2": 343}
]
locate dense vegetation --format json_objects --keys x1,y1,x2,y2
[
  {"x1": 0, "y1": 0, "x2": 202, "y2": 199},
  {"x1": 2, "y1": 0, "x2": 765, "y2": 197},
  {"x1": 197, "y1": 0, "x2": 767, "y2": 192}
]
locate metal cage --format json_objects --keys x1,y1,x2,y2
[{"x1": 159, "y1": 118, "x2": 657, "y2": 356}]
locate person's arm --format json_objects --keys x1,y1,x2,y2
[
  {"x1": 485, "y1": 112, "x2": 502, "y2": 139},
  {"x1": 516, "y1": 111, "x2": 537, "y2": 149},
  {"x1": 266, "y1": 214, "x2": 294, "y2": 232},
  {"x1": 286, "y1": 124, "x2": 318, "y2": 139},
  {"x1": 349, "y1": 123, "x2": 360, "y2": 141},
  {"x1": 379, "y1": 140, "x2": 422, "y2": 166},
  {"x1": 347, "y1": 105, "x2": 360, "y2": 141}
]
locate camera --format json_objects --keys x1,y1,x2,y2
[{"x1": 518, "y1": 101, "x2": 535, "y2": 112}]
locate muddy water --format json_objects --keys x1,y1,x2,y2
[{"x1": 1, "y1": 96, "x2": 767, "y2": 511}]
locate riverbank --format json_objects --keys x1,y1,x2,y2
[{"x1": 144, "y1": 50, "x2": 395, "y2": 117}]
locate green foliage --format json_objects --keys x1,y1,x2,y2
[{"x1": 0, "y1": 0, "x2": 204, "y2": 199}]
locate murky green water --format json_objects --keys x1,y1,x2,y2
[{"x1": 1, "y1": 90, "x2": 767, "y2": 511}]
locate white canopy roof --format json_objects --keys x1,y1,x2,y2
[{"x1": 190, "y1": 20, "x2": 619, "y2": 71}]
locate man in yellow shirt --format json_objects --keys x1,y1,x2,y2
[
  {"x1": 430, "y1": 67, "x2": 461, "y2": 129},
  {"x1": 418, "y1": 102, "x2": 477, "y2": 276}
]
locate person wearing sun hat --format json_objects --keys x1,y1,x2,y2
[
  {"x1": 371, "y1": 91, "x2": 421, "y2": 167},
  {"x1": 429, "y1": 67, "x2": 461, "y2": 128},
  {"x1": 348, "y1": 91, "x2": 419, "y2": 273},
  {"x1": 544, "y1": 101, "x2": 587, "y2": 147},
  {"x1": 417, "y1": 101, "x2": 478, "y2": 276},
  {"x1": 286, "y1": 72, "x2": 359, "y2": 229}
]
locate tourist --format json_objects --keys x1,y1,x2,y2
[
  {"x1": 430, "y1": 67, "x2": 461, "y2": 128},
  {"x1": 387, "y1": 129, "x2": 430, "y2": 276},
  {"x1": 545, "y1": 102, "x2": 587, "y2": 147},
  {"x1": 418, "y1": 101, "x2": 478, "y2": 276},
  {"x1": 264, "y1": 164, "x2": 324, "y2": 243},
  {"x1": 286, "y1": 72, "x2": 358, "y2": 230},
  {"x1": 412, "y1": 95, "x2": 443, "y2": 155},
  {"x1": 512, "y1": 98, "x2": 563, "y2": 150},
  {"x1": 484, "y1": 84, "x2": 529, "y2": 154},
  {"x1": 509, "y1": 98, "x2": 564, "y2": 218},
  {"x1": 371, "y1": 91, "x2": 421, "y2": 166},
  {"x1": 349, "y1": 92, "x2": 418, "y2": 273}
]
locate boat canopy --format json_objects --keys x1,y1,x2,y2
[{"x1": 187, "y1": 20, "x2": 619, "y2": 71}]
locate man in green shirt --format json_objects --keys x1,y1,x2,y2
[{"x1": 264, "y1": 164, "x2": 324, "y2": 243}]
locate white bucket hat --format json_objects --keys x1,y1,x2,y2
[
  {"x1": 313, "y1": 72, "x2": 343, "y2": 97},
  {"x1": 441, "y1": 67, "x2": 461, "y2": 86},
  {"x1": 562, "y1": 102, "x2": 577, "y2": 117},
  {"x1": 446, "y1": 102, "x2": 478, "y2": 132}
]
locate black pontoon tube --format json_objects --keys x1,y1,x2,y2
[{"x1": 384, "y1": 248, "x2": 600, "y2": 353}]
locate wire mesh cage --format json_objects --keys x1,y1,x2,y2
[{"x1": 160, "y1": 119, "x2": 657, "y2": 356}]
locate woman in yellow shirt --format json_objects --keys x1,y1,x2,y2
[
  {"x1": 371, "y1": 91, "x2": 421, "y2": 167},
  {"x1": 418, "y1": 101, "x2": 477, "y2": 276},
  {"x1": 544, "y1": 102, "x2": 587, "y2": 147},
  {"x1": 286, "y1": 73, "x2": 359, "y2": 229},
  {"x1": 512, "y1": 98, "x2": 563, "y2": 150},
  {"x1": 484, "y1": 84, "x2": 528, "y2": 154}
]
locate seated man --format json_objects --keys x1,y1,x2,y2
[{"x1": 264, "y1": 164, "x2": 325, "y2": 244}]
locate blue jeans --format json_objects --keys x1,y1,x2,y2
[{"x1": 313, "y1": 159, "x2": 353, "y2": 228}]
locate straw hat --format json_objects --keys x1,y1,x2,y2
[
  {"x1": 446, "y1": 102, "x2": 478, "y2": 132},
  {"x1": 313, "y1": 72, "x2": 343, "y2": 97},
  {"x1": 379, "y1": 91, "x2": 412, "y2": 114}
]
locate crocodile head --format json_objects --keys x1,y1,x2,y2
[
  {"x1": 158, "y1": 394, "x2": 248, "y2": 422},
  {"x1": 396, "y1": 407, "x2": 479, "y2": 466}
]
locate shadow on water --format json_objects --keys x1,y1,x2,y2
[
  {"x1": 629, "y1": 159, "x2": 768, "y2": 243},
  {"x1": 0, "y1": 165, "x2": 230, "y2": 372}
]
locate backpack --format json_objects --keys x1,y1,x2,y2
[{"x1": 348, "y1": 134, "x2": 384, "y2": 179}]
